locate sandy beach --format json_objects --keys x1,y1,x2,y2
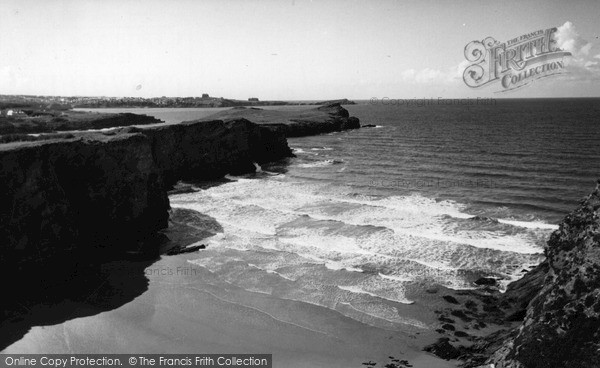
[{"x1": 3, "y1": 248, "x2": 455, "y2": 368}]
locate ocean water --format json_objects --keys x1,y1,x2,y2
[{"x1": 89, "y1": 99, "x2": 600, "y2": 331}]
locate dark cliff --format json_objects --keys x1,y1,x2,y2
[
  {"x1": 0, "y1": 133, "x2": 169, "y2": 265},
  {"x1": 137, "y1": 119, "x2": 292, "y2": 187},
  {"x1": 0, "y1": 117, "x2": 293, "y2": 271},
  {"x1": 482, "y1": 181, "x2": 600, "y2": 367}
]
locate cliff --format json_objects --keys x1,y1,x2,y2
[
  {"x1": 206, "y1": 103, "x2": 360, "y2": 137},
  {"x1": 0, "y1": 133, "x2": 169, "y2": 266},
  {"x1": 482, "y1": 180, "x2": 600, "y2": 368},
  {"x1": 0, "y1": 118, "x2": 293, "y2": 273},
  {"x1": 131, "y1": 118, "x2": 293, "y2": 187},
  {"x1": 423, "y1": 181, "x2": 600, "y2": 367},
  {"x1": 0, "y1": 103, "x2": 360, "y2": 269}
]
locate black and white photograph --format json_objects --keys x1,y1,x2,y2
[{"x1": 1, "y1": 1, "x2": 599, "y2": 367}]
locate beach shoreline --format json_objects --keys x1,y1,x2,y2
[{"x1": 2, "y1": 207, "x2": 455, "y2": 368}]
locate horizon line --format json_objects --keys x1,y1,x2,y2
[{"x1": 1, "y1": 94, "x2": 600, "y2": 101}]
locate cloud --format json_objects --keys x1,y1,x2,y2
[
  {"x1": 413, "y1": 68, "x2": 444, "y2": 83},
  {"x1": 552, "y1": 21, "x2": 600, "y2": 82},
  {"x1": 401, "y1": 69, "x2": 416, "y2": 80},
  {"x1": 401, "y1": 63, "x2": 465, "y2": 85},
  {"x1": 555, "y1": 21, "x2": 592, "y2": 57}
]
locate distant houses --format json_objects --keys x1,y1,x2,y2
[
  {"x1": 0, "y1": 109, "x2": 25, "y2": 117},
  {"x1": 248, "y1": 97, "x2": 259, "y2": 102}
]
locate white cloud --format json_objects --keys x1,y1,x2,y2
[
  {"x1": 414, "y1": 68, "x2": 444, "y2": 83},
  {"x1": 401, "y1": 63, "x2": 465, "y2": 85},
  {"x1": 552, "y1": 21, "x2": 600, "y2": 81},
  {"x1": 401, "y1": 69, "x2": 416, "y2": 80},
  {"x1": 555, "y1": 21, "x2": 592, "y2": 58}
]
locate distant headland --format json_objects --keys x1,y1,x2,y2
[{"x1": 0, "y1": 94, "x2": 356, "y2": 109}]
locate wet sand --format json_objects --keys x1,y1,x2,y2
[{"x1": 3, "y1": 252, "x2": 455, "y2": 368}]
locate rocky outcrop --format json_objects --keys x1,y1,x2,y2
[
  {"x1": 310, "y1": 98, "x2": 356, "y2": 105},
  {"x1": 283, "y1": 104, "x2": 360, "y2": 137},
  {"x1": 134, "y1": 118, "x2": 292, "y2": 187},
  {"x1": 0, "y1": 118, "x2": 293, "y2": 271},
  {"x1": 483, "y1": 181, "x2": 600, "y2": 367},
  {"x1": 425, "y1": 181, "x2": 600, "y2": 367},
  {"x1": 206, "y1": 103, "x2": 361, "y2": 137},
  {"x1": 0, "y1": 111, "x2": 164, "y2": 135}
]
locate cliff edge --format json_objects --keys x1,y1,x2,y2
[
  {"x1": 424, "y1": 181, "x2": 600, "y2": 367},
  {"x1": 482, "y1": 180, "x2": 600, "y2": 368}
]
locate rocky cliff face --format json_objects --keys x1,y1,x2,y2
[
  {"x1": 0, "y1": 133, "x2": 169, "y2": 266},
  {"x1": 485, "y1": 180, "x2": 600, "y2": 368},
  {"x1": 283, "y1": 104, "x2": 360, "y2": 137},
  {"x1": 0, "y1": 117, "x2": 293, "y2": 271},
  {"x1": 137, "y1": 119, "x2": 292, "y2": 187}
]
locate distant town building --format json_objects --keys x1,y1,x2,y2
[
  {"x1": 248, "y1": 97, "x2": 259, "y2": 102},
  {"x1": 6, "y1": 110, "x2": 25, "y2": 116},
  {"x1": 202, "y1": 93, "x2": 209, "y2": 99},
  {"x1": 3, "y1": 109, "x2": 25, "y2": 117}
]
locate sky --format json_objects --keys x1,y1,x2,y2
[{"x1": 1, "y1": 0, "x2": 599, "y2": 99}]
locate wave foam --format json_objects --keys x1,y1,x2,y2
[
  {"x1": 297, "y1": 159, "x2": 344, "y2": 168},
  {"x1": 172, "y1": 174, "x2": 551, "y2": 325}
]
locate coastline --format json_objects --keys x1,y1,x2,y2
[
  {"x1": 0, "y1": 104, "x2": 363, "y2": 353},
  {"x1": 420, "y1": 181, "x2": 600, "y2": 367},
  {"x1": 0, "y1": 103, "x2": 358, "y2": 269},
  {"x1": 6, "y1": 179, "x2": 597, "y2": 366},
  {"x1": 2, "y1": 103, "x2": 599, "y2": 367},
  {"x1": 1, "y1": 207, "x2": 454, "y2": 368}
]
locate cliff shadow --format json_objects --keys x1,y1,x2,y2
[
  {"x1": 0, "y1": 208, "x2": 223, "y2": 352},
  {"x1": 0, "y1": 244, "x2": 160, "y2": 351}
]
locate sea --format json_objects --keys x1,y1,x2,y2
[{"x1": 78, "y1": 98, "x2": 600, "y2": 331}]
